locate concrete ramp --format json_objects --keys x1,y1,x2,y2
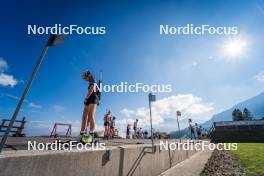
[{"x1": 0, "y1": 143, "x2": 199, "y2": 176}]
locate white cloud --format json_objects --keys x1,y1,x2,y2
[
  {"x1": 118, "y1": 94, "x2": 214, "y2": 131},
  {"x1": 0, "y1": 73, "x2": 18, "y2": 87},
  {"x1": 208, "y1": 56, "x2": 214, "y2": 60},
  {"x1": 0, "y1": 58, "x2": 8, "y2": 72},
  {"x1": 3, "y1": 93, "x2": 20, "y2": 100},
  {"x1": 253, "y1": 71, "x2": 264, "y2": 82},
  {"x1": 116, "y1": 118, "x2": 134, "y2": 130},
  {"x1": 0, "y1": 58, "x2": 18, "y2": 87},
  {"x1": 1, "y1": 93, "x2": 28, "y2": 102},
  {"x1": 28, "y1": 102, "x2": 42, "y2": 109},
  {"x1": 192, "y1": 61, "x2": 198, "y2": 66},
  {"x1": 120, "y1": 108, "x2": 135, "y2": 117},
  {"x1": 53, "y1": 105, "x2": 65, "y2": 112},
  {"x1": 30, "y1": 110, "x2": 38, "y2": 113}
]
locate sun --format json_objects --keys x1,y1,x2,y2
[{"x1": 224, "y1": 39, "x2": 247, "y2": 58}]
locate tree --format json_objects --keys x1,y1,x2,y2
[
  {"x1": 232, "y1": 109, "x2": 243, "y2": 121},
  {"x1": 232, "y1": 109, "x2": 237, "y2": 121},
  {"x1": 243, "y1": 108, "x2": 253, "y2": 120},
  {"x1": 237, "y1": 109, "x2": 243, "y2": 121}
]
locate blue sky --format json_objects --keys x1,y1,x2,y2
[{"x1": 1, "y1": 0, "x2": 264, "y2": 136}]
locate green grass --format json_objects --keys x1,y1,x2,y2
[{"x1": 230, "y1": 143, "x2": 264, "y2": 176}]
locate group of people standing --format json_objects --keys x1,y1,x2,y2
[
  {"x1": 126, "y1": 119, "x2": 149, "y2": 139},
  {"x1": 188, "y1": 118, "x2": 207, "y2": 140},
  {"x1": 103, "y1": 110, "x2": 116, "y2": 139}
]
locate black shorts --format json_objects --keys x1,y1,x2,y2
[
  {"x1": 84, "y1": 95, "x2": 99, "y2": 106},
  {"x1": 110, "y1": 126, "x2": 114, "y2": 129},
  {"x1": 104, "y1": 122, "x2": 110, "y2": 127}
]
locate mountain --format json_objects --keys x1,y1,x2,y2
[
  {"x1": 170, "y1": 92, "x2": 264, "y2": 138},
  {"x1": 202, "y1": 92, "x2": 264, "y2": 128}
]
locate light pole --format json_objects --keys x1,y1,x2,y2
[
  {"x1": 176, "y1": 110, "x2": 181, "y2": 142},
  {"x1": 148, "y1": 93, "x2": 156, "y2": 153},
  {"x1": 0, "y1": 34, "x2": 66, "y2": 153}
]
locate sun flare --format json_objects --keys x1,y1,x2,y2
[{"x1": 224, "y1": 39, "x2": 247, "y2": 58}]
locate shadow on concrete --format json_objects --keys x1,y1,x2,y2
[
  {"x1": 118, "y1": 147, "x2": 125, "y2": 176},
  {"x1": 100, "y1": 146, "x2": 155, "y2": 176},
  {"x1": 124, "y1": 147, "x2": 155, "y2": 176},
  {"x1": 102, "y1": 150, "x2": 112, "y2": 166},
  {"x1": 168, "y1": 143, "x2": 180, "y2": 167}
]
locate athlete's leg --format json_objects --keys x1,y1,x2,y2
[
  {"x1": 107, "y1": 125, "x2": 110, "y2": 139},
  {"x1": 104, "y1": 125, "x2": 107, "y2": 137},
  {"x1": 110, "y1": 128, "x2": 113, "y2": 137},
  {"x1": 81, "y1": 106, "x2": 89, "y2": 132},
  {"x1": 113, "y1": 128, "x2": 115, "y2": 137},
  {"x1": 105, "y1": 125, "x2": 110, "y2": 138},
  {"x1": 109, "y1": 127, "x2": 112, "y2": 138},
  {"x1": 88, "y1": 104, "x2": 97, "y2": 131},
  {"x1": 80, "y1": 104, "x2": 97, "y2": 144}
]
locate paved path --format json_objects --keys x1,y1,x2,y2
[{"x1": 159, "y1": 149, "x2": 213, "y2": 176}]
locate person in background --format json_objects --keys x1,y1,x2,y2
[
  {"x1": 110, "y1": 116, "x2": 116, "y2": 138},
  {"x1": 188, "y1": 118, "x2": 196, "y2": 140},
  {"x1": 138, "y1": 128, "x2": 143, "y2": 139},
  {"x1": 144, "y1": 130, "x2": 148, "y2": 139},
  {"x1": 126, "y1": 124, "x2": 131, "y2": 139},
  {"x1": 104, "y1": 110, "x2": 112, "y2": 139},
  {"x1": 196, "y1": 126, "x2": 202, "y2": 139},
  {"x1": 133, "y1": 119, "x2": 138, "y2": 135}
]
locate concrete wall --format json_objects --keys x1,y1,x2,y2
[{"x1": 0, "y1": 143, "x2": 198, "y2": 176}]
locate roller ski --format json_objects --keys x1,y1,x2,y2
[{"x1": 75, "y1": 131, "x2": 98, "y2": 145}]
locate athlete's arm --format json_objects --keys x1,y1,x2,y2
[{"x1": 86, "y1": 84, "x2": 94, "y2": 98}]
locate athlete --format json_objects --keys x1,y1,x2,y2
[
  {"x1": 110, "y1": 116, "x2": 116, "y2": 138},
  {"x1": 126, "y1": 124, "x2": 131, "y2": 139},
  {"x1": 104, "y1": 110, "x2": 112, "y2": 139},
  {"x1": 133, "y1": 119, "x2": 138, "y2": 136},
  {"x1": 188, "y1": 118, "x2": 196, "y2": 140},
  {"x1": 79, "y1": 71, "x2": 99, "y2": 144}
]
